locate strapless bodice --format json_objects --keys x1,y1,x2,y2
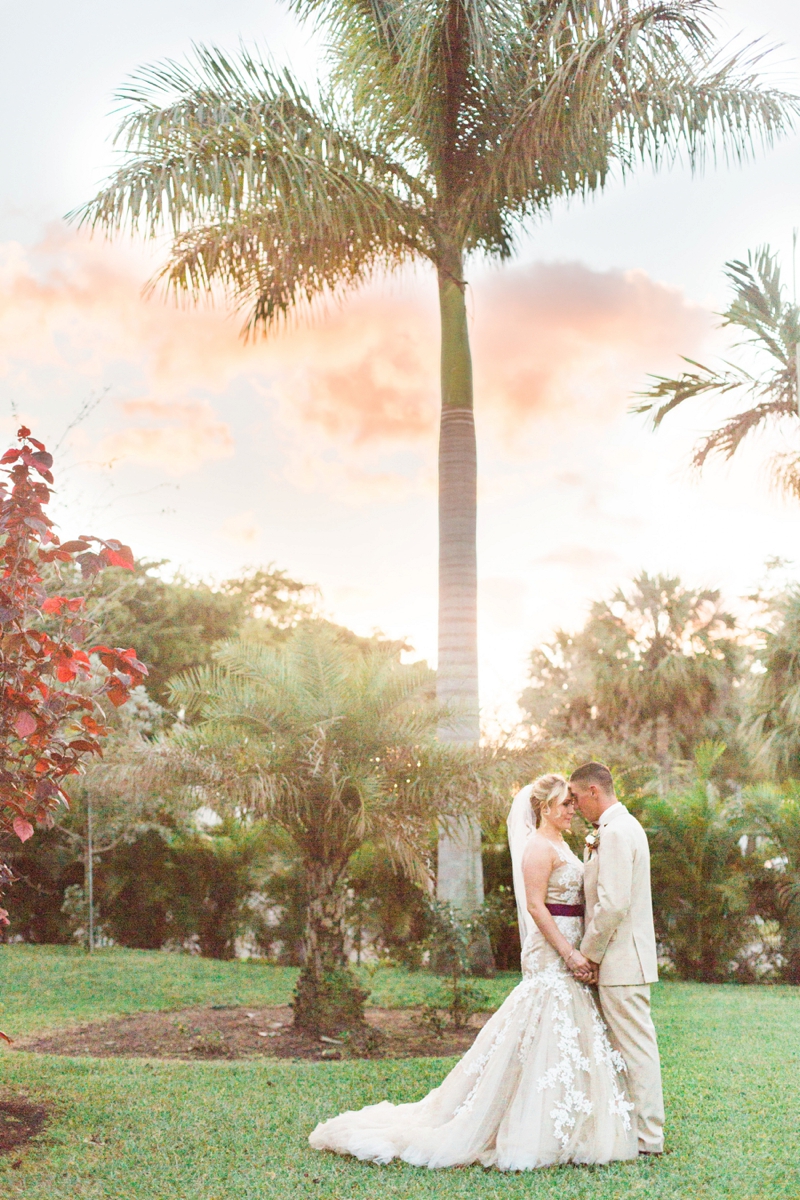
[
  {"x1": 521, "y1": 840, "x2": 585, "y2": 980},
  {"x1": 545, "y1": 841, "x2": 584, "y2": 906}
]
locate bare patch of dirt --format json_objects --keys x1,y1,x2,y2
[
  {"x1": 0, "y1": 1100, "x2": 48, "y2": 1156},
  {"x1": 17, "y1": 1006, "x2": 491, "y2": 1062}
]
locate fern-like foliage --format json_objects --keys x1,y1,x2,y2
[{"x1": 159, "y1": 622, "x2": 505, "y2": 889}]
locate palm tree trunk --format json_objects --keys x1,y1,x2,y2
[
  {"x1": 435, "y1": 246, "x2": 487, "y2": 947},
  {"x1": 292, "y1": 859, "x2": 368, "y2": 1033}
]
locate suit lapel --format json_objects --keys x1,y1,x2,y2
[{"x1": 582, "y1": 841, "x2": 599, "y2": 909}]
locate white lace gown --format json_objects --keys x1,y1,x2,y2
[{"x1": 309, "y1": 843, "x2": 637, "y2": 1171}]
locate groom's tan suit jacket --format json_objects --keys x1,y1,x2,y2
[{"x1": 581, "y1": 803, "x2": 658, "y2": 985}]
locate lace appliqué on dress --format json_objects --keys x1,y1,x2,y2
[
  {"x1": 527, "y1": 944, "x2": 592, "y2": 1147},
  {"x1": 453, "y1": 978, "x2": 544, "y2": 1117},
  {"x1": 589, "y1": 1004, "x2": 634, "y2": 1130}
]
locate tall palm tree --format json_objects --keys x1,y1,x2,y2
[
  {"x1": 521, "y1": 571, "x2": 744, "y2": 777},
  {"x1": 163, "y1": 623, "x2": 493, "y2": 1031},
  {"x1": 634, "y1": 247, "x2": 800, "y2": 496},
  {"x1": 76, "y1": 0, "x2": 797, "y2": 912}
]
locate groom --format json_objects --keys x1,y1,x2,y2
[{"x1": 568, "y1": 762, "x2": 665, "y2": 1157}]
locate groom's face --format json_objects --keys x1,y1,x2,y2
[{"x1": 569, "y1": 782, "x2": 602, "y2": 824}]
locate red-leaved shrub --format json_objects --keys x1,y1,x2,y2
[{"x1": 0, "y1": 425, "x2": 147, "y2": 928}]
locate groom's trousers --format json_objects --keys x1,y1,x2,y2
[{"x1": 598, "y1": 984, "x2": 665, "y2": 1154}]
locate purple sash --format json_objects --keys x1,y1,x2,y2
[{"x1": 546, "y1": 903, "x2": 584, "y2": 917}]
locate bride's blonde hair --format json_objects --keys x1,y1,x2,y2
[{"x1": 530, "y1": 773, "x2": 568, "y2": 827}]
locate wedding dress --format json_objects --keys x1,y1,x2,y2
[{"x1": 309, "y1": 786, "x2": 637, "y2": 1170}]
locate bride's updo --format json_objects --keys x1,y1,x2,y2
[{"x1": 530, "y1": 773, "x2": 568, "y2": 827}]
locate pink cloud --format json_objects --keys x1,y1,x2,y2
[
  {"x1": 471, "y1": 262, "x2": 711, "y2": 433},
  {"x1": 0, "y1": 230, "x2": 711, "y2": 486},
  {"x1": 271, "y1": 261, "x2": 710, "y2": 449},
  {"x1": 0, "y1": 228, "x2": 257, "y2": 389},
  {"x1": 219, "y1": 508, "x2": 261, "y2": 545},
  {"x1": 270, "y1": 292, "x2": 439, "y2": 447},
  {"x1": 96, "y1": 399, "x2": 234, "y2": 475}
]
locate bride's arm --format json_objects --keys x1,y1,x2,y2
[{"x1": 523, "y1": 839, "x2": 593, "y2": 979}]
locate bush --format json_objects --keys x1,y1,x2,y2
[
  {"x1": 99, "y1": 830, "x2": 175, "y2": 950},
  {"x1": 744, "y1": 783, "x2": 800, "y2": 983},
  {"x1": 166, "y1": 822, "x2": 269, "y2": 959},
  {"x1": 0, "y1": 828, "x2": 80, "y2": 944},
  {"x1": 645, "y1": 743, "x2": 752, "y2": 981},
  {"x1": 249, "y1": 857, "x2": 308, "y2": 965},
  {"x1": 481, "y1": 834, "x2": 519, "y2": 970},
  {"x1": 346, "y1": 844, "x2": 431, "y2": 969},
  {"x1": 422, "y1": 899, "x2": 490, "y2": 1029}
]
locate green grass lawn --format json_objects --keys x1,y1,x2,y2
[
  {"x1": 1, "y1": 946, "x2": 799, "y2": 1199},
  {"x1": 0, "y1": 945, "x2": 298, "y2": 1036},
  {"x1": 0, "y1": 945, "x2": 518, "y2": 1036}
]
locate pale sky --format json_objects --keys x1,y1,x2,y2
[{"x1": 2, "y1": 0, "x2": 800, "y2": 724}]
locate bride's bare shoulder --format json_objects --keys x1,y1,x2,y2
[{"x1": 522, "y1": 832, "x2": 559, "y2": 871}]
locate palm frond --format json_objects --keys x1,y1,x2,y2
[
  {"x1": 691, "y1": 396, "x2": 799, "y2": 467},
  {"x1": 723, "y1": 249, "x2": 794, "y2": 357},
  {"x1": 632, "y1": 357, "x2": 753, "y2": 427},
  {"x1": 479, "y1": 1, "x2": 798, "y2": 240},
  {"x1": 634, "y1": 244, "x2": 800, "y2": 494},
  {"x1": 74, "y1": 46, "x2": 434, "y2": 330},
  {"x1": 769, "y1": 452, "x2": 800, "y2": 502},
  {"x1": 75, "y1": 0, "x2": 799, "y2": 316}
]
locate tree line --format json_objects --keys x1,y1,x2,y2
[{"x1": 5, "y1": 554, "x2": 800, "y2": 1015}]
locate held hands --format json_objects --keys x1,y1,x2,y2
[{"x1": 565, "y1": 948, "x2": 599, "y2": 984}]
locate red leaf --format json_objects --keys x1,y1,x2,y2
[
  {"x1": 17, "y1": 425, "x2": 31, "y2": 437},
  {"x1": 13, "y1": 711, "x2": 37, "y2": 738},
  {"x1": 56, "y1": 659, "x2": 76, "y2": 683},
  {"x1": 105, "y1": 679, "x2": 129, "y2": 708},
  {"x1": 100, "y1": 543, "x2": 135, "y2": 570},
  {"x1": 12, "y1": 817, "x2": 34, "y2": 843},
  {"x1": 41, "y1": 597, "x2": 66, "y2": 614},
  {"x1": 0, "y1": 449, "x2": 20, "y2": 464},
  {"x1": 59, "y1": 540, "x2": 91, "y2": 554},
  {"x1": 76, "y1": 551, "x2": 104, "y2": 579}
]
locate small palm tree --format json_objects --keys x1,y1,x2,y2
[
  {"x1": 745, "y1": 587, "x2": 800, "y2": 778},
  {"x1": 164, "y1": 623, "x2": 491, "y2": 1032},
  {"x1": 644, "y1": 741, "x2": 751, "y2": 981},
  {"x1": 76, "y1": 2, "x2": 796, "y2": 910},
  {"x1": 635, "y1": 246, "x2": 800, "y2": 496}
]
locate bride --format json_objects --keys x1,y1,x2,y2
[{"x1": 309, "y1": 774, "x2": 637, "y2": 1170}]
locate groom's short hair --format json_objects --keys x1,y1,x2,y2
[{"x1": 570, "y1": 762, "x2": 614, "y2": 795}]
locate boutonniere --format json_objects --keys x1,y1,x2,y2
[{"x1": 584, "y1": 829, "x2": 600, "y2": 855}]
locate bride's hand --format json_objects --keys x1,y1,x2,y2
[{"x1": 565, "y1": 948, "x2": 595, "y2": 982}]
